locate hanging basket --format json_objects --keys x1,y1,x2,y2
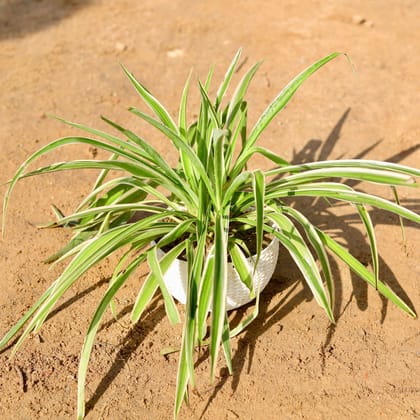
[{"x1": 156, "y1": 236, "x2": 279, "y2": 311}]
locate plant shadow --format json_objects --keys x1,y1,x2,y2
[
  {"x1": 0, "y1": 277, "x2": 108, "y2": 354},
  {"x1": 277, "y1": 107, "x2": 418, "y2": 325},
  {"x1": 85, "y1": 295, "x2": 167, "y2": 415},
  {"x1": 200, "y1": 108, "x2": 419, "y2": 417},
  {"x1": 0, "y1": 0, "x2": 93, "y2": 40}
]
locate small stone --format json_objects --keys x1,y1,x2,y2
[
  {"x1": 88, "y1": 146, "x2": 98, "y2": 158},
  {"x1": 115, "y1": 42, "x2": 127, "y2": 53},
  {"x1": 352, "y1": 15, "x2": 366, "y2": 25},
  {"x1": 166, "y1": 48, "x2": 184, "y2": 58}
]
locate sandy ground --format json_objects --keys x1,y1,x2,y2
[{"x1": 0, "y1": 0, "x2": 419, "y2": 419}]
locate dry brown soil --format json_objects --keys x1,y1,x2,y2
[{"x1": 1, "y1": 1, "x2": 419, "y2": 419}]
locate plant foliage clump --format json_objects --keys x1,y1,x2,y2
[{"x1": 1, "y1": 50, "x2": 419, "y2": 419}]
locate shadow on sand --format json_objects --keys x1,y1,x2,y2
[{"x1": 0, "y1": 0, "x2": 93, "y2": 39}]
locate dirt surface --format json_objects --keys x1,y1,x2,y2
[{"x1": 1, "y1": 1, "x2": 419, "y2": 419}]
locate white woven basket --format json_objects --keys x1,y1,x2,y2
[{"x1": 156, "y1": 236, "x2": 279, "y2": 311}]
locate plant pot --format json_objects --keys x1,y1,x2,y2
[{"x1": 156, "y1": 236, "x2": 279, "y2": 310}]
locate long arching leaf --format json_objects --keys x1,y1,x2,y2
[
  {"x1": 317, "y1": 230, "x2": 416, "y2": 318},
  {"x1": 121, "y1": 64, "x2": 178, "y2": 133}
]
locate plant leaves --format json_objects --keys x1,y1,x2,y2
[
  {"x1": 317, "y1": 230, "x2": 416, "y2": 318},
  {"x1": 147, "y1": 247, "x2": 181, "y2": 325},
  {"x1": 252, "y1": 170, "x2": 265, "y2": 270},
  {"x1": 267, "y1": 212, "x2": 334, "y2": 322},
  {"x1": 121, "y1": 64, "x2": 178, "y2": 132},
  {"x1": 215, "y1": 48, "x2": 242, "y2": 110},
  {"x1": 131, "y1": 241, "x2": 185, "y2": 322},
  {"x1": 210, "y1": 213, "x2": 229, "y2": 379},
  {"x1": 248, "y1": 52, "x2": 345, "y2": 147}
]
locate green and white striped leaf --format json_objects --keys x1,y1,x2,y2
[
  {"x1": 121, "y1": 64, "x2": 178, "y2": 132},
  {"x1": 267, "y1": 212, "x2": 334, "y2": 322},
  {"x1": 252, "y1": 170, "x2": 265, "y2": 269},
  {"x1": 248, "y1": 52, "x2": 345, "y2": 147},
  {"x1": 215, "y1": 48, "x2": 242, "y2": 110},
  {"x1": 266, "y1": 159, "x2": 420, "y2": 178},
  {"x1": 356, "y1": 204, "x2": 379, "y2": 289},
  {"x1": 197, "y1": 248, "x2": 215, "y2": 342},
  {"x1": 229, "y1": 243, "x2": 253, "y2": 293},
  {"x1": 210, "y1": 213, "x2": 229, "y2": 379},
  {"x1": 131, "y1": 241, "x2": 185, "y2": 323},
  {"x1": 279, "y1": 206, "x2": 334, "y2": 308},
  {"x1": 147, "y1": 247, "x2": 180, "y2": 325},
  {"x1": 317, "y1": 230, "x2": 416, "y2": 318},
  {"x1": 226, "y1": 60, "x2": 262, "y2": 127},
  {"x1": 266, "y1": 183, "x2": 420, "y2": 224}
]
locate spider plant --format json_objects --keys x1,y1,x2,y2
[{"x1": 1, "y1": 50, "x2": 419, "y2": 419}]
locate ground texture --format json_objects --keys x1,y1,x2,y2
[{"x1": 0, "y1": 1, "x2": 419, "y2": 419}]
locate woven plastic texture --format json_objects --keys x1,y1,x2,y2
[{"x1": 156, "y1": 237, "x2": 279, "y2": 311}]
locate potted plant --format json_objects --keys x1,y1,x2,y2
[{"x1": 1, "y1": 50, "x2": 419, "y2": 419}]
